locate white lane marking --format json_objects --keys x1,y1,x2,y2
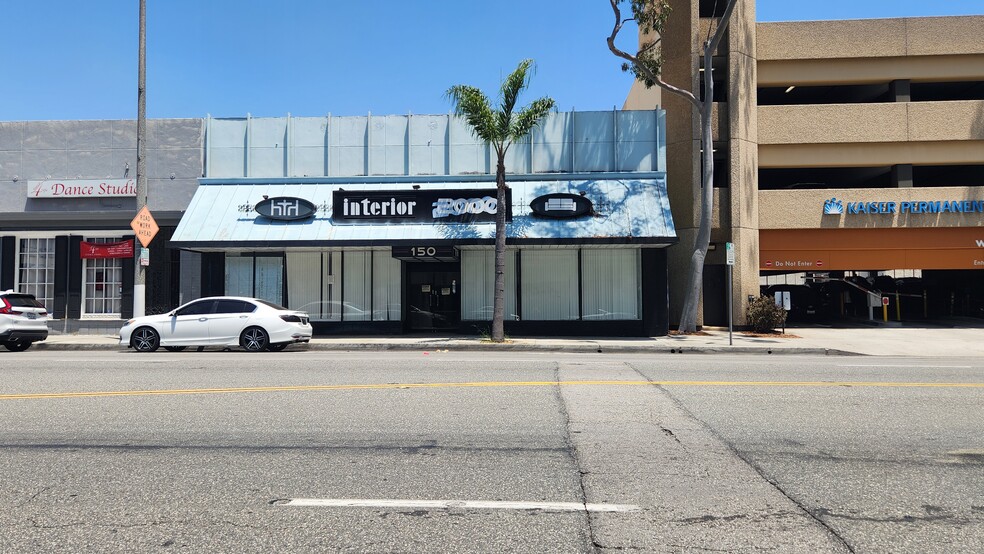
[
  {"x1": 280, "y1": 498, "x2": 640, "y2": 513},
  {"x1": 838, "y1": 364, "x2": 972, "y2": 368}
]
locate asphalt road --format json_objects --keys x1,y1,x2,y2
[{"x1": 0, "y1": 350, "x2": 981, "y2": 553}]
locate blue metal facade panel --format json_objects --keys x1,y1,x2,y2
[{"x1": 205, "y1": 110, "x2": 664, "y2": 179}]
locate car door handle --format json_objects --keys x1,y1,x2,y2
[
  {"x1": 240, "y1": 315, "x2": 248, "y2": 318},
  {"x1": 198, "y1": 317, "x2": 208, "y2": 322}
]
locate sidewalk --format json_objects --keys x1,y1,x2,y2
[{"x1": 32, "y1": 324, "x2": 984, "y2": 357}]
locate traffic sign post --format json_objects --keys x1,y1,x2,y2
[
  {"x1": 882, "y1": 296, "x2": 890, "y2": 322},
  {"x1": 726, "y1": 243, "x2": 735, "y2": 346},
  {"x1": 130, "y1": 206, "x2": 158, "y2": 317}
]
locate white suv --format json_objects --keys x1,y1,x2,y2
[{"x1": 0, "y1": 290, "x2": 49, "y2": 351}]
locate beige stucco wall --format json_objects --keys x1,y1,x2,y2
[
  {"x1": 759, "y1": 187, "x2": 984, "y2": 229},
  {"x1": 760, "y1": 141, "x2": 984, "y2": 169},
  {"x1": 759, "y1": 55, "x2": 984, "y2": 87},
  {"x1": 758, "y1": 100, "x2": 984, "y2": 146},
  {"x1": 757, "y1": 16, "x2": 984, "y2": 61}
]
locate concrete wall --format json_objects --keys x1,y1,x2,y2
[
  {"x1": 758, "y1": 100, "x2": 984, "y2": 147},
  {"x1": 757, "y1": 16, "x2": 984, "y2": 61},
  {"x1": 0, "y1": 119, "x2": 203, "y2": 225}
]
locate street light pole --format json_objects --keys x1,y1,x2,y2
[{"x1": 134, "y1": 0, "x2": 147, "y2": 317}]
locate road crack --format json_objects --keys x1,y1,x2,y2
[
  {"x1": 621, "y1": 361, "x2": 857, "y2": 554},
  {"x1": 553, "y1": 362, "x2": 601, "y2": 553}
]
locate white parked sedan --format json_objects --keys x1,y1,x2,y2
[{"x1": 120, "y1": 297, "x2": 312, "y2": 353}]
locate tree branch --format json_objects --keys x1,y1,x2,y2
[{"x1": 608, "y1": 0, "x2": 701, "y2": 112}]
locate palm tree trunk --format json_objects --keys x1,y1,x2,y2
[{"x1": 491, "y1": 157, "x2": 507, "y2": 342}]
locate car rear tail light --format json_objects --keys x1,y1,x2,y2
[
  {"x1": 280, "y1": 314, "x2": 303, "y2": 323},
  {"x1": 0, "y1": 298, "x2": 20, "y2": 315}
]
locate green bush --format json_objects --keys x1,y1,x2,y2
[{"x1": 746, "y1": 294, "x2": 787, "y2": 333}]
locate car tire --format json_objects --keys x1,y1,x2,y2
[
  {"x1": 240, "y1": 327, "x2": 269, "y2": 352},
  {"x1": 2, "y1": 341, "x2": 32, "y2": 352},
  {"x1": 266, "y1": 343, "x2": 288, "y2": 352},
  {"x1": 163, "y1": 346, "x2": 187, "y2": 352},
  {"x1": 131, "y1": 327, "x2": 160, "y2": 353}
]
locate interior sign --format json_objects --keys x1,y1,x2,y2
[
  {"x1": 824, "y1": 197, "x2": 984, "y2": 215},
  {"x1": 333, "y1": 188, "x2": 510, "y2": 224}
]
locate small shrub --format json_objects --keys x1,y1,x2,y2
[{"x1": 746, "y1": 295, "x2": 787, "y2": 333}]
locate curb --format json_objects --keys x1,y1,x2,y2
[{"x1": 30, "y1": 342, "x2": 860, "y2": 356}]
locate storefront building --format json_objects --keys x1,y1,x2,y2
[
  {"x1": 0, "y1": 119, "x2": 203, "y2": 329},
  {"x1": 625, "y1": 5, "x2": 984, "y2": 324},
  {"x1": 171, "y1": 110, "x2": 676, "y2": 335}
]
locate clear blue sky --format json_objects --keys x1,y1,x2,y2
[{"x1": 2, "y1": 1, "x2": 981, "y2": 121}]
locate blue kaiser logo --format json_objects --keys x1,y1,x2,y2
[{"x1": 823, "y1": 197, "x2": 844, "y2": 215}]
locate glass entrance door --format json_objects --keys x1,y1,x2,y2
[{"x1": 406, "y1": 262, "x2": 460, "y2": 331}]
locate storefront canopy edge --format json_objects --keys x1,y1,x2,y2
[{"x1": 170, "y1": 179, "x2": 676, "y2": 250}]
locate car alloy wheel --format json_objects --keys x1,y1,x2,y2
[
  {"x1": 2, "y1": 341, "x2": 32, "y2": 352},
  {"x1": 132, "y1": 327, "x2": 160, "y2": 353},
  {"x1": 240, "y1": 327, "x2": 269, "y2": 352}
]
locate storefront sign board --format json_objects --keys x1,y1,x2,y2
[
  {"x1": 28, "y1": 179, "x2": 137, "y2": 198},
  {"x1": 332, "y1": 189, "x2": 511, "y2": 224},
  {"x1": 80, "y1": 240, "x2": 135, "y2": 259}
]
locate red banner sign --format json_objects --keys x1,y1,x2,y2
[{"x1": 80, "y1": 240, "x2": 134, "y2": 259}]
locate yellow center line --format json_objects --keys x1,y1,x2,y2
[{"x1": 1, "y1": 380, "x2": 983, "y2": 400}]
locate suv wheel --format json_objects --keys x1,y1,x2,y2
[{"x1": 2, "y1": 341, "x2": 32, "y2": 352}]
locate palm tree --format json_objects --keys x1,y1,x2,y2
[{"x1": 446, "y1": 59, "x2": 555, "y2": 342}]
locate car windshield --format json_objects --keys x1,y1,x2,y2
[{"x1": 254, "y1": 299, "x2": 289, "y2": 311}]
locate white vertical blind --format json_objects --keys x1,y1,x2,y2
[
  {"x1": 372, "y1": 251, "x2": 402, "y2": 321},
  {"x1": 521, "y1": 250, "x2": 579, "y2": 321},
  {"x1": 254, "y1": 257, "x2": 283, "y2": 305},
  {"x1": 224, "y1": 255, "x2": 253, "y2": 298},
  {"x1": 581, "y1": 249, "x2": 641, "y2": 320},
  {"x1": 286, "y1": 252, "x2": 322, "y2": 316},
  {"x1": 461, "y1": 249, "x2": 516, "y2": 321},
  {"x1": 343, "y1": 251, "x2": 371, "y2": 320}
]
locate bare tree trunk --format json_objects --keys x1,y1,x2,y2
[
  {"x1": 491, "y1": 157, "x2": 507, "y2": 342},
  {"x1": 677, "y1": 43, "x2": 717, "y2": 333}
]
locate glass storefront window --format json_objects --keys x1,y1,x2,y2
[
  {"x1": 286, "y1": 250, "x2": 400, "y2": 322},
  {"x1": 581, "y1": 249, "x2": 641, "y2": 320},
  {"x1": 460, "y1": 249, "x2": 516, "y2": 321},
  {"x1": 83, "y1": 237, "x2": 124, "y2": 317},
  {"x1": 17, "y1": 238, "x2": 55, "y2": 313},
  {"x1": 521, "y1": 250, "x2": 579, "y2": 321},
  {"x1": 224, "y1": 254, "x2": 283, "y2": 306}
]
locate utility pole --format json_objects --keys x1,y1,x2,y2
[{"x1": 134, "y1": 0, "x2": 147, "y2": 317}]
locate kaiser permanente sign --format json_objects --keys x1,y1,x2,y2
[
  {"x1": 28, "y1": 179, "x2": 136, "y2": 198},
  {"x1": 824, "y1": 197, "x2": 984, "y2": 215}
]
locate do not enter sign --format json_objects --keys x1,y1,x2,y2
[{"x1": 882, "y1": 296, "x2": 890, "y2": 306}]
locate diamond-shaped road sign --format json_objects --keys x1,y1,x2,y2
[{"x1": 130, "y1": 206, "x2": 160, "y2": 248}]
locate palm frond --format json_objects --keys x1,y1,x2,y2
[
  {"x1": 509, "y1": 97, "x2": 557, "y2": 142},
  {"x1": 499, "y1": 59, "x2": 534, "y2": 122},
  {"x1": 445, "y1": 85, "x2": 498, "y2": 143}
]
